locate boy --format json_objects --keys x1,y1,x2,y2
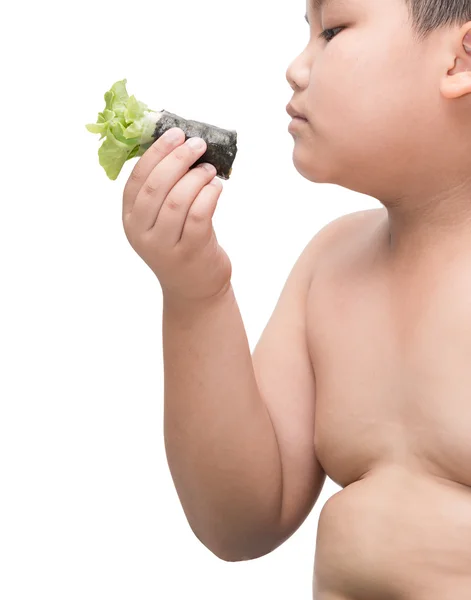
[{"x1": 121, "y1": 0, "x2": 471, "y2": 597}]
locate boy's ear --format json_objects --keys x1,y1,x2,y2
[{"x1": 440, "y1": 25, "x2": 471, "y2": 99}]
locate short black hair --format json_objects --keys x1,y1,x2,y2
[{"x1": 405, "y1": 0, "x2": 471, "y2": 40}]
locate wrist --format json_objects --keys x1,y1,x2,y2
[{"x1": 162, "y1": 282, "x2": 235, "y2": 318}]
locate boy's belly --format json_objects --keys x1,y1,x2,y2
[{"x1": 313, "y1": 465, "x2": 471, "y2": 600}]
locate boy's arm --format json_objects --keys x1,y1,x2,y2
[
  {"x1": 163, "y1": 285, "x2": 284, "y2": 562},
  {"x1": 162, "y1": 213, "x2": 355, "y2": 562}
]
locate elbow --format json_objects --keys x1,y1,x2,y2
[
  {"x1": 195, "y1": 536, "x2": 262, "y2": 563},
  {"x1": 212, "y1": 547, "x2": 277, "y2": 563},
  {"x1": 192, "y1": 525, "x2": 284, "y2": 563},
  {"x1": 216, "y1": 552, "x2": 252, "y2": 563},
  {"x1": 215, "y1": 546, "x2": 276, "y2": 563}
]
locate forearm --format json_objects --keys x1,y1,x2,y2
[{"x1": 162, "y1": 284, "x2": 283, "y2": 561}]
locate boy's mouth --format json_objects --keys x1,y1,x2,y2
[{"x1": 286, "y1": 103, "x2": 307, "y2": 120}]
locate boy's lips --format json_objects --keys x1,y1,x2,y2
[
  {"x1": 288, "y1": 117, "x2": 308, "y2": 133},
  {"x1": 286, "y1": 103, "x2": 307, "y2": 120}
]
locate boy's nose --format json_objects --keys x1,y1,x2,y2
[{"x1": 286, "y1": 56, "x2": 309, "y2": 93}]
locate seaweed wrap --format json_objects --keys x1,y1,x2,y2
[
  {"x1": 142, "y1": 110, "x2": 237, "y2": 180},
  {"x1": 86, "y1": 79, "x2": 238, "y2": 181}
]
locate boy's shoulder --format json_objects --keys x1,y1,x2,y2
[
  {"x1": 291, "y1": 208, "x2": 385, "y2": 295},
  {"x1": 323, "y1": 207, "x2": 384, "y2": 235},
  {"x1": 309, "y1": 207, "x2": 385, "y2": 258}
]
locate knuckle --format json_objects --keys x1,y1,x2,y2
[
  {"x1": 187, "y1": 209, "x2": 206, "y2": 224},
  {"x1": 160, "y1": 135, "x2": 178, "y2": 151},
  {"x1": 142, "y1": 181, "x2": 159, "y2": 196},
  {"x1": 122, "y1": 212, "x2": 131, "y2": 230},
  {"x1": 150, "y1": 140, "x2": 166, "y2": 158},
  {"x1": 138, "y1": 141, "x2": 165, "y2": 168},
  {"x1": 129, "y1": 164, "x2": 144, "y2": 183},
  {"x1": 174, "y1": 145, "x2": 191, "y2": 162},
  {"x1": 174, "y1": 241, "x2": 193, "y2": 261},
  {"x1": 122, "y1": 188, "x2": 131, "y2": 208},
  {"x1": 166, "y1": 196, "x2": 183, "y2": 212},
  {"x1": 122, "y1": 214, "x2": 136, "y2": 244}
]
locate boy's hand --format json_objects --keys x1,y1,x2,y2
[{"x1": 122, "y1": 127, "x2": 232, "y2": 304}]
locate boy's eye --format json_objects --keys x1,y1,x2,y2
[{"x1": 319, "y1": 27, "x2": 344, "y2": 42}]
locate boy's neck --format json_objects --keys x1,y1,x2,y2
[{"x1": 381, "y1": 183, "x2": 471, "y2": 265}]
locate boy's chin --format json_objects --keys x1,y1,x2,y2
[{"x1": 291, "y1": 153, "x2": 333, "y2": 184}]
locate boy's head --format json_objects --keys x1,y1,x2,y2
[{"x1": 286, "y1": 0, "x2": 471, "y2": 204}]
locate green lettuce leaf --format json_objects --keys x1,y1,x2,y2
[{"x1": 86, "y1": 79, "x2": 156, "y2": 180}]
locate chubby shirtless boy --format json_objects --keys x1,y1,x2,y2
[{"x1": 121, "y1": 0, "x2": 471, "y2": 598}]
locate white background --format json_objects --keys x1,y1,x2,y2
[{"x1": 1, "y1": 0, "x2": 377, "y2": 598}]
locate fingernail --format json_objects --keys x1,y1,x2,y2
[
  {"x1": 199, "y1": 163, "x2": 216, "y2": 173},
  {"x1": 187, "y1": 137, "x2": 205, "y2": 149},
  {"x1": 164, "y1": 128, "x2": 182, "y2": 142}
]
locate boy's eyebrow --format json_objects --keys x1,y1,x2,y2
[
  {"x1": 305, "y1": 0, "x2": 336, "y2": 20},
  {"x1": 313, "y1": 0, "x2": 335, "y2": 8}
]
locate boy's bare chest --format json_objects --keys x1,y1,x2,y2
[{"x1": 306, "y1": 224, "x2": 471, "y2": 490}]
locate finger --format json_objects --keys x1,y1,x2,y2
[
  {"x1": 178, "y1": 177, "x2": 223, "y2": 247},
  {"x1": 122, "y1": 127, "x2": 185, "y2": 219},
  {"x1": 152, "y1": 162, "x2": 218, "y2": 247},
  {"x1": 132, "y1": 136, "x2": 208, "y2": 231}
]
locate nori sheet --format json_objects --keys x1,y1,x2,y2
[{"x1": 150, "y1": 111, "x2": 238, "y2": 180}]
